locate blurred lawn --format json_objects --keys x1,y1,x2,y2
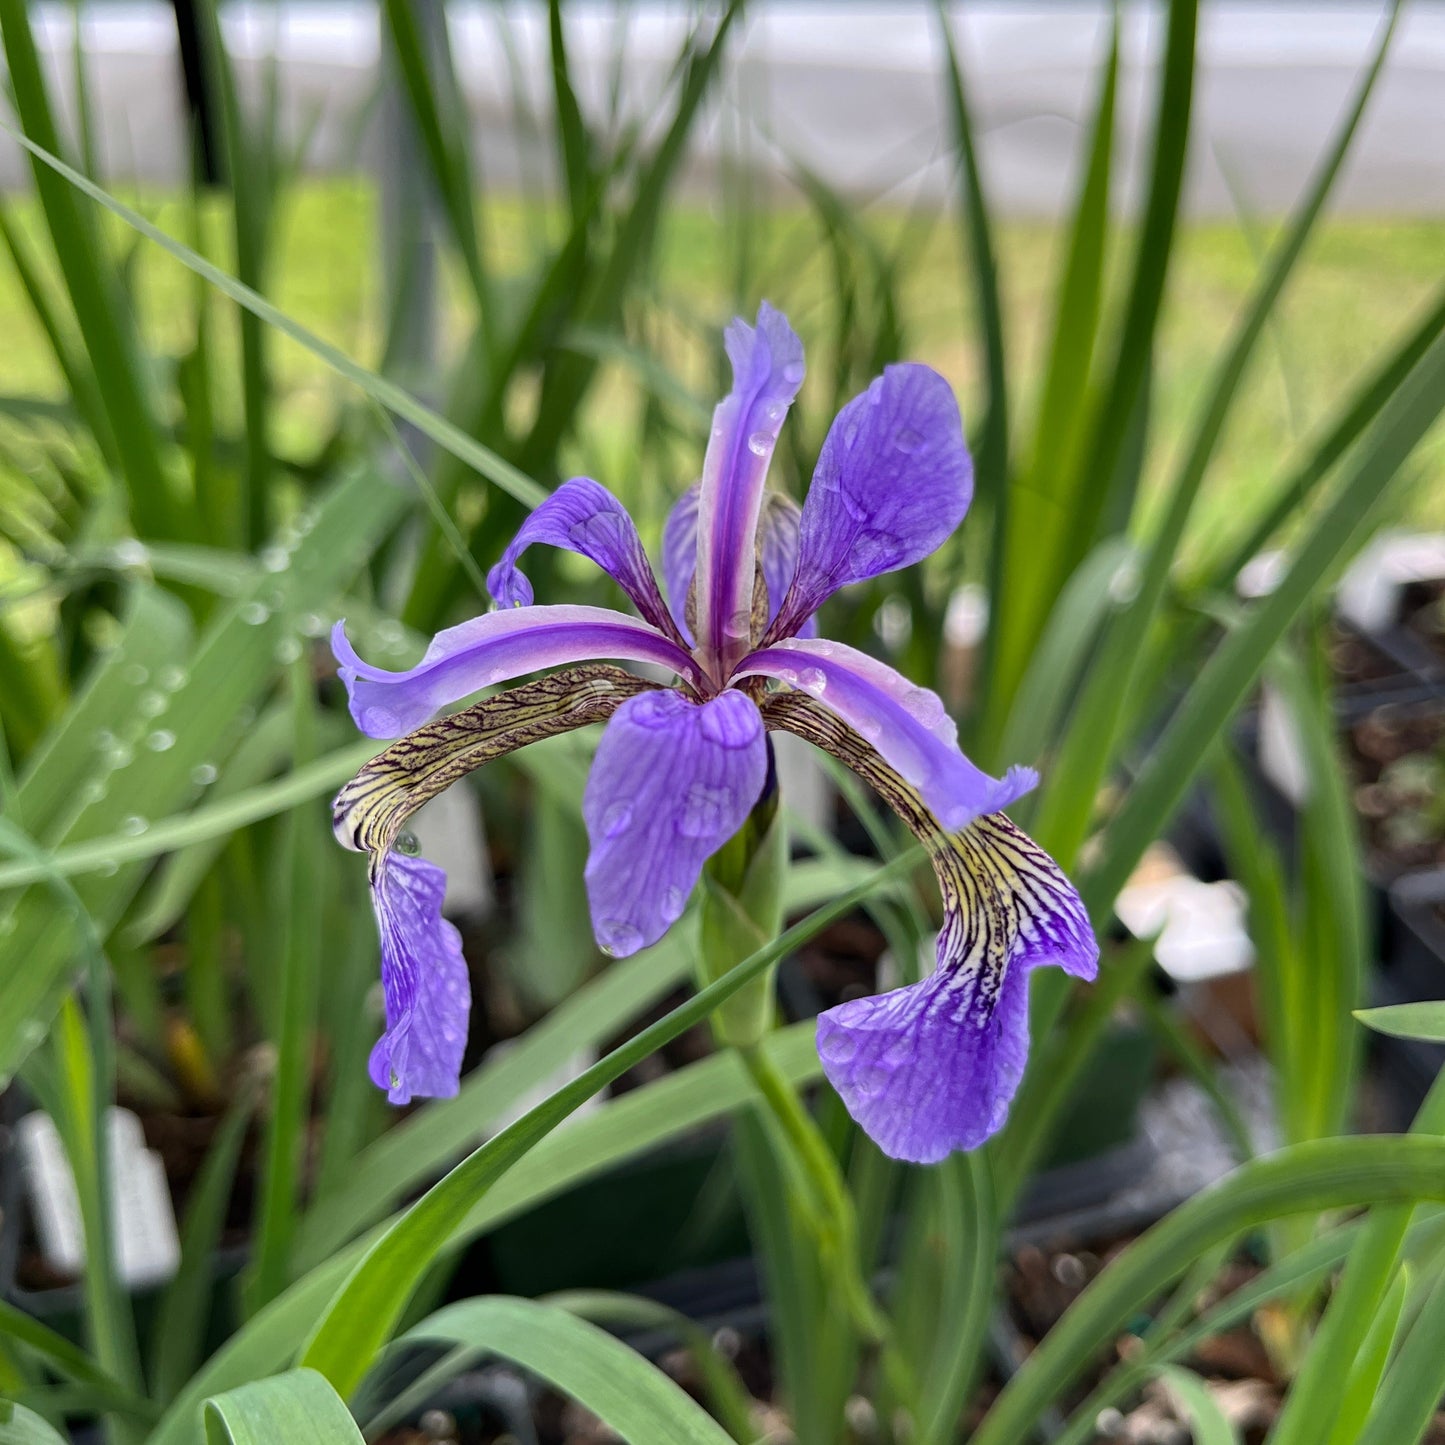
[{"x1": 1, "y1": 175, "x2": 1440, "y2": 555}]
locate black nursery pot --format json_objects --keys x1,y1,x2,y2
[{"x1": 1375, "y1": 870, "x2": 1445, "y2": 1129}]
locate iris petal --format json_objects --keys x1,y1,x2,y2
[
  {"x1": 368, "y1": 852, "x2": 470, "y2": 1105},
  {"x1": 694, "y1": 303, "x2": 805, "y2": 671},
  {"x1": 333, "y1": 606, "x2": 701, "y2": 739},
  {"x1": 737, "y1": 637, "x2": 1034, "y2": 831},
  {"x1": 583, "y1": 689, "x2": 768, "y2": 958},
  {"x1": 486, "y1": 477, "x2": 684, "y2": 644},
  {"x1": 770, "y1": 364, "x2": 971, "y2": 640},
  {"x1": 661, "y1": 483, "x2": 700, "y2": 643},
  {"x1": 761, "y1": 691, "x2": 1097, "y2": 1163}
]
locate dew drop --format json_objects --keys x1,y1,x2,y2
[
  {"x1": 799, "y1": 667, "x2": 828, "y2": 694},
  {"x1": 138, "y1": 691, "x2": 168, "y2": 719},
  {"x1": 989, "y1": 1098, "x2": 1009, "y2": 1132},
  {"x1": 905, "y1": 685, "x2": 946, "y2": 729},
  {"x1": 158, "y1": 664, "x2": 188, "y2": 692},
  {"x1": 601, "y1": 802, "x2": 634, "y2": 838},
  {"x1": 97, "y1": 860, "x2": 119, "y2": 878},
  {"x1": 121, "y1": 663, "x2": 149, "y2": 687},
  {"x1": 746, "y1": 431, "x2": 771, "y2": 458},
  {"x1": 275, "y1": 636, "x2": 303, "y2": 665},
  {"x1": 783, "y1": 361, "x2": 805, "y2": 385},
  {"x1": 94, "y1": 729, "x2": 116, "y2": 752},
  {"x1": 240, "y1": 601, "x2": 270, "y2": 626},
  {"x1": 854, "y1": 1064, "x2": 890, "y2": 1096},
  {"x1": 190, "y1": 762, "x2": 218, "y2": 786},
  {"x1": 145, "y1": 729, "x2": 176, "y2": 752},
  {"x1": 260, "y1": 545, "x2": 290, "y2": 573},
  {"x1": 678, "y1": 783, "x2": 732, "y2": 839},
  {"x1": 396, "y1": 831, "x2": 421, "y2": 857},
  {"x1": 105, "y1": 742, "x2": 134, "y2": 769},
  {"x1": 113, "y1": 539, "x2": 150, "y2": 569},
  {"x1": 300, "y1": 612, "x2": 327, "y2": 638},
  {"x1": 598, "y1": 921, "x2": 644, "y2": 957},
  {"x1": 661, "y1": 886, "x2": 685, "y2": 922},
  {"x1": 120, "y1": 815, "x2": 148, "y2": 837},
  {"x1": 818, "y1": 1030, "x2": 857, "y2": 1064},
  {"x1": 764, "y1": 399, "x2": 787, "y2": 424},
  {"x1": 894, "y1": 427, "x2": 924, "y2": 454}
]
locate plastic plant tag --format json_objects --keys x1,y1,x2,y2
[
  {"x1": 1337, "y1": 531, "x2": 1445, "y2": 631},
  {"x1": 1116, "y1": 844, "x2": 1255, "y2": 982},
  {"x1": 18, "y1": 1107, "x2": 180, "y2": 1289}
]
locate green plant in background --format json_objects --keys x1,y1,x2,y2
[{"x1": 1, "y1": 0, "x2": 1445, "y2": 1442}]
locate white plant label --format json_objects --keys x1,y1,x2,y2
[{"x1": 17, "y1": 1107, "x2": 181, "y2": 1289}]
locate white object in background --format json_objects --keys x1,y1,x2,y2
[
  {"x1": 1236, "y1": 549, "x2": 1287, "y2": 600},
  {"x1": 1337, "y1": 532, "x2": 1445, "y2": 632},
  {"x1": 774, "y1": 729, "x2": 834, "y2": 836},
  {"x1": 944, "y1": 584, "x2": 988, "y2": 651},
  {"x1": 18, "y1": 1108, "x2": 180, "y2": 1289},
  {"x1": 410, "y1": 783, "x2": 494, "y2": 920},
  {"x1": 1257, "y1": 682, "x2": 1311, "y2": 807},
  {"x1": 1116, "y1": 848, "x2": 1255, "y2": 983},
  {"x1": 482, "y1": 1043, "x2": 601, "y2": 1134}
]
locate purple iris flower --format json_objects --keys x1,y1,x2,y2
[{"x1": 331, "y1": 303, "x2": 1098, "y2": 1164}]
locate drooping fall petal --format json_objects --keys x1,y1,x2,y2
[{"x1": 583, "y1": 689, "x2": 768, "y2": 958}]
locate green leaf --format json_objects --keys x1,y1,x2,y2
[
  {"x1": 1323, "y1": 1265, "x2": 1410, "y2": 1445},
  {"x1": 1354, "y1": 1270, "x2": 1445, "y2": 1445},
  {"x1": 204, "y1": 1370, "x2": 365, "y2": 1445},
  {"x1": 0, "y1": 1402, "x2": 68, "y2": 1445},
  {"x1": 0, "y1": 117, "x2": 544, "y2": 511},
  {"x1": 970, "y1": 1137, "x2": 1445, "y2": 1445},
  {"x1": 402, "y1": 1297, "x2": 736, "y2": 1445},
  {"x1": 298, "y1": 849, "x2": 922, "y2": 1398},
  {"x1": 0, "y1": 1301, "x2": 151, "y2": 1421},
  {"x1": 1156, "y1": 1366, "x2": 1240, "y2": 1445},
  {"x1": 1354, "y1": 1003, "x2": 1445, "y2": 1044}
]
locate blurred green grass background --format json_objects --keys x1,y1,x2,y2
[{"x1": 3, "y1": 177, "x2": 1441, "y2": 560}]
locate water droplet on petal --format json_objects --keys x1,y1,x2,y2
[
  {"x1": 989, "y1": 1098, "x2": 1010, "y2": 1132},
  {"x1": 747, "y1": 431, "x2": 771, "y2": 458},
  {"x1": 601, "y1": 802, "x2": 633, "y2": 838},
  {"x1": 894, "y1": 427, "x2": 924, "y2": 454},
  {"x1": 240, "y1": 601, "x2": 270, "y2": 626},
  {"x1": 396, "y1": 831, "x2": 421, "y2": 857},
  {"x1": 854, "y1": 1064, "x2": 890, "y2": 1096},
  {"x1": 799, "y1": 667, "x2": 827, "y2": 694},
  {"x1": 783, "y1": 361, "x2": 805, "y2": 386},
  {"x1": 190, "y1": 763, "x2": 218, "y2": 786},
  {"x1": 678, "y1": 783, "x2": 733, "y2": 839},
  {"x1": 818, "y1": 1030, "x2": 857, "y2": 1064},
  {"x1": 599, "y1": 920, "x2": 645, "y2": 957},
  {"x1": 120, "y1": 815, "x2": 148, "y2": 837},
  {"x1": 661, "y1": 886, "x2": 685, "y2": 922},
  {"x1": 145, "y1": 729, "x2": 176, "y2": 753}
]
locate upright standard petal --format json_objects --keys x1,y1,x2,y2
[
  {"x1": 368, "y1": 852, "x2": 470, "y2": 1105},
  {"x1": 762, "y1": 692, "x2": 1098, "y2": 1163},
  {"x1": 333, "y1": 606, "x2": 701, "y2": 738},
  {"x1": 769, "y1": 365, "x2": 971, "y2": 640},
  {"x1": 661, "y1": 483, "x2": 700, "y2": 643},
  {"x1": 737, "y1": 637, "x2": 1034, "y2": 831},
  {"x1": 486, "y1": 478, "x2": 684, "y2": 644},
  {"x1": 758, "y1": 491, "x2": 817, "y2": 638},
  {"x1": 694, "y1": 303, "x2": 805, "y2": 673},
  {"x1": 583, "y1": 689, "x2": 767, "y2": 958}
]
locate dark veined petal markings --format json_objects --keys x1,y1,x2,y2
[
  {"x1": 760, "y1": 691, "x2": 1096, "y2": 1162},
  {"x1": 334, "y1": 666, "x2": 656, "y2": 859}
]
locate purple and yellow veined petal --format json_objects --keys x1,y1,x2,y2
[
  {"x1": 661, "y1": 483, "x2": 700, "y2": 643},
  {"x1": 333, "y1": 666, "x2": 657, "y2": 856},
  {"x1": 334, "y1": 668, "x2": 655, "y2": 1106},
  {"x1": 368, "y1": 852, "x2": 470, "y2": 1105},
  {"x1": 333, "y1": 605, "x2": 701, "y2": 739},
  {"x1": 737, "y1": 637, "x2": 1034, "y2": 831},
  {"x1": 663, "y1": 483, "x2": 814, "y2": 643},
  {"x1": 486, "y1": 477, "x2": 685, "y2": 645},
  {"x1": 769, "y1": 364, "x2": 972, "y2": 641},
  {"x1": 694, "y1": 303, "x2": 805, "y2": 673},
  {"x1": 761, "y1": 691, "x2": 1098, "y2": 1163},
  {"x1": 583, "y1": 688, "x2": 768, "y2": 958}
]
